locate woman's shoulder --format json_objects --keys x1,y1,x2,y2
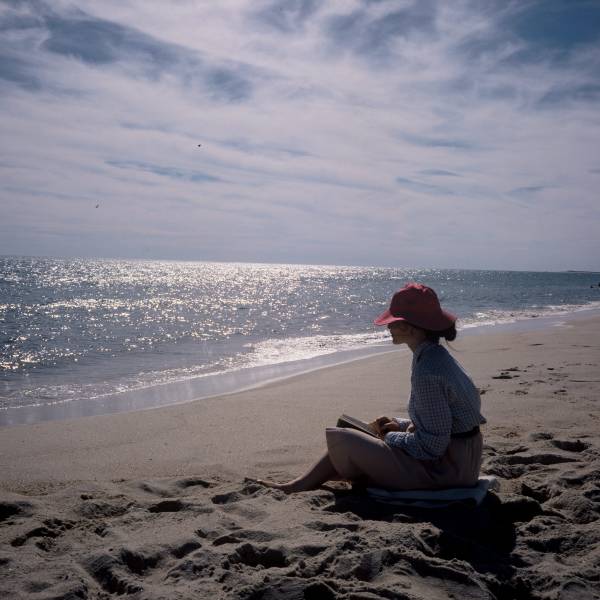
[{"x1": 414, "y1": 343, "x2": 457, "y2": 377}]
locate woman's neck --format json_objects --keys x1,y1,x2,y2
[{"x1": 407, "y1": 331, "x2": 428, "y2": 353}]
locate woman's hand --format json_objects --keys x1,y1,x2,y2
[
  {"x1": 369, "y1": 416, "x2": 400, "y2": 436},
  {"x1": 380, "y1": 421, "x2": 402, "y2": 434}
]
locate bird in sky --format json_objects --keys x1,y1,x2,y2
[{"x1": 95, "y1": 204, "x2": 100, "y2": 208}]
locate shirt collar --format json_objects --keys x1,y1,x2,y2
[{"x1": 412, "y1": 340, "x2": 437, "y2": 366}]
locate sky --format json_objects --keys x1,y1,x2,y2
[{"x1": 1, "y1": 0, "x2": 600, "y2": 271}]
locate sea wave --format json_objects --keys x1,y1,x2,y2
[
  {"x1": 459, "y1": 300, "x2": 600, "y2": 329},
  {"x1": 3, "y1": 256, "x2": 600, "y2": 421}
]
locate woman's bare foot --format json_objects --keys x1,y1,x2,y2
[
  {"x1": 253, "y1": 478, "x2": 310, "y2": 494},
  {"x1": 249, "y1": 452, "x2": 338, "y2": 494}
]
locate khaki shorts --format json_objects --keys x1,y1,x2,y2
[{"x1": 325, "y1": 427, "x2": 483, "y2": 490}]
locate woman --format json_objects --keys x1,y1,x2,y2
[{"x1": 260, "y1": 283, "x2": 485, "y2": 493}]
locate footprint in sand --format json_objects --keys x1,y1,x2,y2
[
  {"x1": 504, "y1": 445, "x2": 529, "y2": 455},
  {"x1": 212, "y1": 530, "x2": 275, "y2": 546},
  {"x1": 228, "y1": 542, "x2": 289, "y2": 568},
  {"x1": 119, "y1": 547, "x2": 163, "y2": 575},
  {"x1": 11, "y1": 518, "x2": 74, "y2": 551},
  {"x1": 165, "y1": 549, "x2": 218, "y2": 581},
  {"x1": 485, "y1": 452, "x2": 578, "y2": 479},
  {"x1": 84, "y1": 554, "x2": 143, "y2": 595},
  {"x1": 0, "y1": 500, "x2": 34, "y2": 523},
  {"x1": 498, "y1": 453, "x2": 578, "y2": 466},
  {"x1": 78, "y1": 500, "x2": 130, "y2": 519},
  {"x1": 529, "y1": 432, "x2": 554, "y2": 441},
  {"x1": 148, "y1": 499, "x2": 188, "y2": 513},
  {"x1": 139, "y1": 478, "x2": 216, "y2": 498},
  {"x1": 520, "y1": 481, "x2": 552, "y2": 503},
  {"x1": 211, "y1": 482, "x2": 268, "y2": 505},
  {"x1": 175, "y1": 477, "x2": 216, "y2": 490},
  {"x1": 545, "y1": 489, "x2": 600, "y2": 525},
  {"x1": 493, "y1": 372, "x2": 518, "y2": 379},
  {"x1": 551, "y1": 439, "x2": 590, "y2": 453},
  {"x1": 147, "y1": 499, "x2": 213, "y2": 514},
  {"x1": 170, "y1": 540, "x2": 203, "y2": 559},
  {"x1": 239, "y1": 579, "x2": 336, "y2": 600}
]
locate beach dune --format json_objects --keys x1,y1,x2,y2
[{"x1": 1, "y1": 314, "x2": 599, "y2": 599}]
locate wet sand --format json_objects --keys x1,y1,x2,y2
[{"x1": 1, "y1": 314, "x2": 599, "y2": 599}]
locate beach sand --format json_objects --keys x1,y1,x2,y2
[{"x1": 1, "y1": 314, "x2": 599, "y2": 599}]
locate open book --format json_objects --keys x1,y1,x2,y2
[{"x1": 336, "y1": 414, "x2": 380, "y2": 438}]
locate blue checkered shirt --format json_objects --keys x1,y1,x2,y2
[{"x1": 384, "y1": 341, "x2": 486, "y2": 460}]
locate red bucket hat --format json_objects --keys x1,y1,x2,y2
[{"x1": 374, "y1": 283, "x2": 456, "y2": 331}]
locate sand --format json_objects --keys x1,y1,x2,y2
[{"x1": 1, "y1": 313, "x2": 599, "y2": 599}]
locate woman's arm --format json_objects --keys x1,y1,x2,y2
[
  {"x1": 383, "y1": 375, "x2": 451, "y2": 459},
  {"x1": 370, "y1": 416, "x2": 411, "y2": 436}
]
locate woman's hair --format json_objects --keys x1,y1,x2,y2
[{"x1": 422, "y1": 323, "x2": 457, "y2": 344}]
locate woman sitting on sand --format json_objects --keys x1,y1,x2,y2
[{"x1": 260, "y1": 283, "x2": 486, "y2": 494}]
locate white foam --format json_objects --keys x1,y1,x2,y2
[
  {"x1": 242, "y1": 331, "x2": 388, "y2": 368},
  {"x1": 5, "y1": 300, "x2": 600, "y2": 416},
  {"x1": 459, "y1": 300, "x2": 600, "y2": 329}
]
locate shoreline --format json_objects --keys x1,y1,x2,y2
[
  {"x1": 3, "y1": 304, "x2": 600, "y2": 428},
  {"x1": 1, "y1": 311, "x2": 599, "y2": 484},
  {"x1": 1, "y1": 312, "x2": 599, "y2": 598}
]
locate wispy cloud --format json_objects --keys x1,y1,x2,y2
[
  {"x1": 396, "y1": 176, "x2": 453, "y2": 196},
  {"x1": 0, "y1": 1, "x2": 259, "y2": 101},
  {"x1": 106, "y1": 160, "x2": 222, "y2": 183},
  {"x1": 252, "y1": 0, "x2": 320, "y2": 33},
  {"x1": 399, "y1": 133, "x2": 477, "y2": 150},
  {"x1": 538, "y1": 83, "x2": 600, "y2": 108},
  {"x1": 1, "y1": 0, "x2": 599, "y2": 270},
  {"x1": 509, "y1": 185, "x2": 549, "y2": 197},
  {"x1": 419, "y1": 169, "x2": 461, "y2": 177},
  {"x1": 326, "y1": 1, "x2": 437, "y2": 62}
]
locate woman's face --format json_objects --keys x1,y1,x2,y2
[{"x1": 387, "y1": 321, "x2": 412, "y2": 345}]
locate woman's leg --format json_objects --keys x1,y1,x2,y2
[
  {"x1": 259, "y1": 427, "x2": 406, "y2": 493},
  {"x1": 326, "y1": 428, "x2": 434, "y2": 490},
  {"x1": 258, "y1": 427, "x2": 435, "y2": 493},
  {"x1": 259, "y1": 451, "x2": 340, "y2": 493}
]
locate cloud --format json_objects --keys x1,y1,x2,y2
[
  {"x1": 1, "y1": 0, "x2": 599, "y2": 270},
  {"x1": 395, "y1": 176, "x2": 453, "y2": 196},
  {"x1": 508, "y1": 185, "x2": 549, "y2": 197},
  {"x1": 219, "y1": 138, "x2": 311, "y2": 158},
  {"x1": 252, "y1": 0, "x2": 320, "y2": 33},
  {"x1": 325, "y1": 0, "x2": 437, "y2": 61},
  {"x1": 106, "y1": 160, "x2": 222, "y2": 183},
  {"x1": 457, "y1": 1, "x2": 600, "y2": 67},
  {"x1": 450, "y1": 2, "x2": 600, "y2": 115},
  {"x1": 419, "y1": 169, "x2": 460, "y2": 177},
  {"x1": 538, "y1": 83, "x2": 600, "y2": 108},
  {"x1": 0, "y1": 52, "x2": 41, "y2": 89},
  {"x1": 0, "y1": 1, "x2": 257, "y2": 102},
  {"x1": 399, "y1": 133, "x2": 477, "y2": 150}
]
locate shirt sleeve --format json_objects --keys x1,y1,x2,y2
[
  {"x1": 391, "y1": 417, "x2": 411, "y2": 431},
  {"x1": 384, "y1": 375, "x2": 452, "y2": 460}
]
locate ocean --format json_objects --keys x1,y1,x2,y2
[{"x1": 1, "y1": 256, "x2": 599, "y2": 426}]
